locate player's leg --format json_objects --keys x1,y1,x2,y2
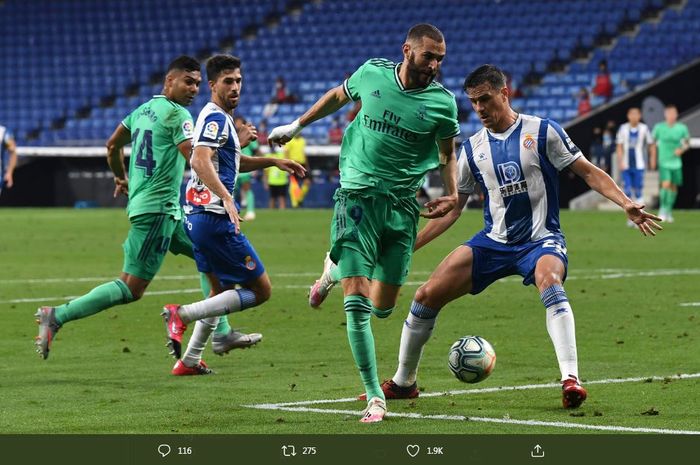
[
  {"x1": 388, "y1": 245, "x2": 475, "y2": 393},
  {"x1": 35, "y1": 213, "x2": 176, "y2": 359},
  {"x1": 658, "y1": 169, "x2": 672, "y2": 220},
  {"x1": 634, "y1": 168, "x2": 644, "y2": 204},
  {"x1": 242, "y1": 180, "x2": 256, "y2": 220},
  {"x1": 530, "y1": 246, "x2": 586, "y2": 408},
  {"x1": 165, "y1": 213, "x2": 267, "y2": 363},
  {"x1": 621, "y1": 169, "x2": 633, "y2": 199},
  {"x1": 666, "y1": 169, "x2": 682, "y2": 222},
  {"x1": 330, "y1": 189, "x2": 387, "y2": 421}
]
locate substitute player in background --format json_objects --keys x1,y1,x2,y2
[
  {"x1": 368, "y1": 65, "x2": 662, "y2": 409},
  {"x1": 0, "y1": 123, "x2": 18, "y2": 195},
  {"x1": 616, "y1": 107, "x2": 655, "y2": 226},
  {"x1": 269, "y1": 24, "x2": 460, "y2": 422},
  {"x1": 34, "y1": 56, "x2": 224, "y2": 360},
  {"x1": 234, "y1": 115, "x2": 260, "y2": 221},
  {"x1": 162, "y1": 55, "x2": 305, "y2": 375},
  {"x1": 653, "y1": 104, "x2": 690, "y2": 223}
]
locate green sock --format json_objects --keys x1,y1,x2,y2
[
  {"x1": 54, "y1": 279, "x2": 133, "y2": 326},
  {"x1": 660, "y1": 188, "x2": 669, "y2": 212},
  {"x1": 246, "y1": 190, "x2": 255, "y2": 214},
  {"x1": 668, "y1": 189, "x2": 677, "y2": 212},
  {"x1": 345, "y1": 295, "x2": 384, "y2": 401}
]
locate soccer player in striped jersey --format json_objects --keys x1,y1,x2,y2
[
  {"x1": 161, "y1": 55, "x2": 305, "y2": 375},
  {"x1": 269, "y1": 24, "x2": 460, "y2": 422},
  {"x1": 372, "y1": 64, "x2": 662, "y2": 409},
  {"x1": 0, "y1": 123, "x2": 17, "y2": 196},
  {"x1": 616, "y1": 107, "x2": 656, "y2": 225}
]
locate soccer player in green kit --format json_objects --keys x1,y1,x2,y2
[
  {"x1": 653, "y1": 104, "x2": 690, "y2": 223},
  {"x1": 269, "y1": 24, "x2": 460, "y2": 422},
  {"x1": 35, "y1": 56, "x2": 250, "y2": 361}
]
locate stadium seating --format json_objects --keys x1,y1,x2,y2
[{"x1": 1, "y1": 0, "x2": 698, "y2": 145}]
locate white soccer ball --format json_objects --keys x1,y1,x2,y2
[{"x1": 447, "y1": 335, "x2": 496, "y2": 383}]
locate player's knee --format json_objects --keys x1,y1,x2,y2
[
  {"x1": 538, "y1": 273, "x2": 563, "y2": 291},
  {"x1": 128, "y1": 287, "x2": 145, "y2": 301},
  {"x1": 414, "y1": 282, "x2": 437, "y2": 307}
]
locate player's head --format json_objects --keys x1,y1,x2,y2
[
  {"x1": 627, "y1": 107, "x2": 641, "y2": 125},
  {"x1": 664, "y1": 104, "x2": 678, "y2": 124},
  {"x1": 402, "y1": 23, "x2": 445, "y2": 87},
  {"x1": 206, "y1": 54, "x2": 243, "y2": 112},
  {"x1": 463, "y1": 64, "x2": 510, "y2": 131},
  {"x1": 164, "y1": 55, "x2": 201, "y2": 106}
]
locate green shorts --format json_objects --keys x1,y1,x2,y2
[
  {"x1": 123, "y1": 214, "x2": 194, "y2": 280},
  {"x1": 329, "y1": 188, "x2": 419, "y2": 286},
  {"x1": 237, "y1": 173, "x2": 253, "y2": 185},
  {"x1": 659, "y1": 166, "x2": 683, "y2": 186}
]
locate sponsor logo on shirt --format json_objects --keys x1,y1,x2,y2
[
  {"x1": 186, "y1": 187, "x2": 212, "y2": 205},
  {"x1": 370, "y1": 89, "x2": 381, "y2": 98},
  {"x1": 497, "y1": 161, "x2": 528, "y2": 197},
  {"x1": 475, "y1": 152, "x2": 487, "y2": 162},
  {"x1": 203, "y1": 121, "x2": 219, "y2": 140}
]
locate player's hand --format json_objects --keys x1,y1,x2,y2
[
  {"x1": 3, "y1": 172, "x2": 13, "y2": 189},
  {"x1": 113, "y1": 177, "x2": 129, "y2": 197},
  {"x1": 624, "y1": 201, "x2": 663, "y2": 236},
  {"x1": 275, "y1": 159, "x2": 307, "y2": 178},
  {"x1": 674, "y1": 148, "x2": 683, "y2": 156},
  {"x1": 223, "y1": 197, "x2": 242, "y2": 235},
  {"x1": 238, "y1": 123, "x2": 258, "y2": 148},
  {"x1": 268, "y1": 118, "x2": 304, "y2": 146},
  {"x1": 421, "y1": 194, "x2": 458, "y2": 219}
]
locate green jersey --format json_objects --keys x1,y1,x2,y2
[
  {"x1": 241, "y1": 139, "x2": 259, "y2": 157},
  {"x1": 652, "y1": 121, "x2": 689, "y2": 170},
  {"x1": 341, "y1": 58, "x2": 459, "y2": 192},
  {"x1": 121, "y1": 95, "x2": 194, "y2": 220}
]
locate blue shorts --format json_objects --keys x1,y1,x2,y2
[
  {"x1": 184, "y1": 212, "x2": 265, "y2": 288},
  {"x1": 622, "y1": 169, "x2": 644, "y2": 197},
  {"x1": 466, "y1": 232, "x2": 568, "y2": 295}
]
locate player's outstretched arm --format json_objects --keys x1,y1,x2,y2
[
  {"x1": 268, "y1": 86, "x2": 350, "y2": 146},
  {"x1": 191, "y1": 145, "x2": 242, "y2": 233},
  {"x1": 569, "y1": 156, "x2": 663, "y2": 236},
  {"x1": 106, "y1": 124, "x2": 132, "y2": 197},
  {"x1": 239, "y1": 155, "x2": 306, "y2": 179},
  {"x1": 415, "y1": 193, "x2": 467, "y2": 252},
  {"x1": 422, "y1": 137, "x2": 459, "y2": 219}
]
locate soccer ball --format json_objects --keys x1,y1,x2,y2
[{"x1": 448, "y1": 335, "x2": 496, "y2": 383}]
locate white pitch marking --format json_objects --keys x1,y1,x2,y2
[
  {"x1": 244, "y1": 405, "x2": 700, "y2": 435},
  {"x1": 243, "y1": 372, "x2": 700, "y2": 435},
  {"x1": 680, "y1": 302, "x2": 700, "y2": 307},
  {"x1": 249, "y1": 373, "x2": 700, "y2": 408}
]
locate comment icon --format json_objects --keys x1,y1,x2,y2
[{"x1": 158, "y1": 444, "x2": 172, "y2": 458}]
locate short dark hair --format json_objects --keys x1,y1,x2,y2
[
  {"x1": 665, "y1": 103, "x2": 677, "y2": 110},
  {"x1": 206, "y1": 54, "x2": 242, "y2": 82},
  {"x1": 406, "y1": 23, "x2": 444, "y2": 44},
  {"x1": 167, "y1": 55, "x2": 200, "y2": 74},
  {"x1": 463, "y1": 64, "x2": 507, "y2": 91}
]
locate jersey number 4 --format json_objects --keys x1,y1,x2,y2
[{"x1": 132, "y1": 129, "x2": 156, "y2": 177}]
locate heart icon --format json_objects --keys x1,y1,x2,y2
[{"x1": 406, "y1": 445, "x2": 420, "y2": 458}]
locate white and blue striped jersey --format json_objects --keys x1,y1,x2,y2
[
  {"x1": 0, "y1": 125, "x2": 12, "y2": 181},
  {"x1": 184, "y1": 102, "x2": 241, "y2": 216},
  {"x1": 616, "y1": 122, "x2": 653, "y2": 170},
  {"x1": 458, "y1": 114, "x2": 582, "y2": 245}
]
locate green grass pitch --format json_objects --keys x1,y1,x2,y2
[{"x1": 0, "y1": 208, "x2": 698, "y2": 434}]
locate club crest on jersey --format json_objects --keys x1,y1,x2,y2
[
  {"x1": 203, "y1": 121, "x2": 219, "y2": 140},
  {"x1": 182, "y1": 120, "x2": 194, "y2": 138},
  {"x1": 416, "y1": 104, "x2": 427, "y2": 121},
  {"x1": 186, "y1": 187, "x2": 211, "y2": 205},
  {"x1": 245, "y1": 256, "x2": 257, "y2": 271},
  {"x1": 523, "y1": 134, "x2": 535, "y2": 150}
]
